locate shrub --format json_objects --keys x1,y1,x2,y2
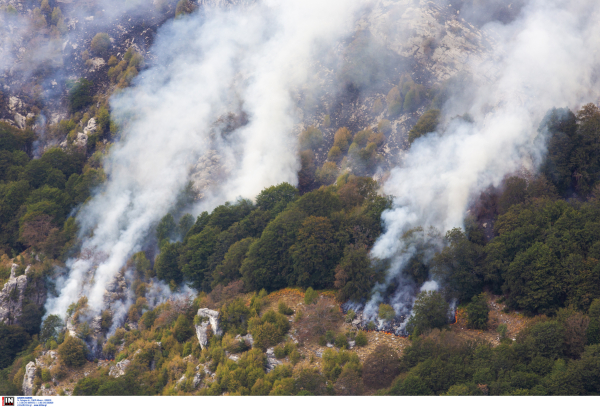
[
  {"x1": 467, "y1": 294, "x2": 489, "y2": 330},
  {"x1": 249, "y1": 310, "x2": 290, "y2": 350},
  {"x1": 345, "y1": 309, "x2": 356, "y2": 323},
  {"x1": 408, "y1": 109, "x2": 440, "y2": 144},
  {"x1": 353, "y1": 130, "x2": 371, "y2": 147},
  {"x1": 325, "y1": 330, "x2": 336, "y2": 344},
  {"x1": 173, "y1": 314, "x2": 194, "y2": 343},
  {"x1": 587, "y1": 299, "x2": 600, "y2": 345},
  {"x1": 107, "y1": 56, "x2": 118, "y2": 66},
  {"x1": 73, "y1": 377, "x2": 101, "y2": 395},
  {"x1": 90, "y1": 33, "x2": 110, "y2": 56},
  {"x1": 327, "y1": 146, "x2": 343, "y2": 162},
  {"x1": 378, "y1": 304, "x2": 395, "y2": 321},
  {"x1": 497, "y1": 323, "x2": 508, "y2": 339},
  {"x1": 67, "y1": 79, "x2": 93, "y2": 113},
  {"x1": 334, "y1": 334, "x2": 348, "y2": 349},
  {"x1": 299, "y1": 127, "x2": 324, "y2": 150},
  {"x1": 362, "y1": 344, "x2": 400, "y2": 389},
  {"x1": 278, "y1": 301, "x2": 294, "y2": 316},
  {"x1": 355, "y1": 331, "x2": 368, "y2": 347},
  {"x1": 304, "y1": 287, "x2": 318, "y2": 305},
  {"x1": 316, "y1": 162, "x2": 338, "y2": 185},
  {"x1": 58, "y1": 335, "x2": 87, "y2": 367},
  {"x1": 388, "y1": 101, "x2": 403, "y2": 117},
  {"x1": 333, "y1": 127, "x2": 352, "y2": 152}
]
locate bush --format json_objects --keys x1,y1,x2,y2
[
  {"x1": 467, "y1": 294, "x2": 489, "y2": 330},
  {"x1": 90, "y1": 33, "x2": 110, "y2": 56},
  {"x1": 345, "y1": 309, "x2": 356, "y2": 323},
  {"x1": 327, "y1": 146, "x2": 343, "y2": 162},
  {"x1": 304, "y1": 287, "x2": 318, "y2": 305},
  {"x1": 58, "y1": 335, "x2": 87, "y2": 367},
  {"x1": 73, "y1": 377, "x2": 101, "y2": 395},
  {"x1": 67, "y1": 79, "x2": 93, "y2": 113},
  {"x1": 334, "y1": 334, "x2": 348, "y2": 349},
  {"x1": 299, "y1": 127, "x2": 324, "y2": 150},
  {"x1": 378, "y1": 304, "x2": 396, "y2": 321},
  {"x1": 333, "y1": 127, "x2": 352, "y2": 152},
  {"x1": 173, "y1": 314, "x2": 194, "y2": 343},
  {"x1": 353, "y1": 130, "x2": 371, "y2": 147},
  {"x1": 408, "y1": 109, "x2": 440, "y2": 144},
  {"x1": 278, "y1": 301, "x2": 294, "y2": 316},
  {"x1": 316, "y1": 162, "x2": 338, "y2": 185},
  {"x1": 355, "y1": 331, "x2": 368, "y2": 347}
]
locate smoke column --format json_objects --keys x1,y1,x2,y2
[
  {"x1": 45, "y1": 0, "x2": 366, "y2": 318},
  {"x1": 366, "y1": 0, "x2": 600, "y2": 319}
]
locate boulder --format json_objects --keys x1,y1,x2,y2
[
  {"x1": 0, "y1": 264, "x2": 43, "y2": 325},
  {"x1": 109, "y1": 358, "x2": 131, "y2": 378},
  {"x1": 194, "y1": 308, "x2": 222, "y2": 349},
  {"x1": 22, "y1": 361, "x2": 36, "y2": 396},
  {"x1": 265, "y1": 347, "x2": 281, "y2": 372}
]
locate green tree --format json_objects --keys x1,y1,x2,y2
[
  {"x1": 58, "y1": 335, "x2": 87, "y2": 367},
  {"x1": 173, "y1": 314, "x2": 194, "y2": 343},
  {"x1": 255, "y1": 183, "x2": 299, "y2": 215},
  {"x1": 466, "y1": 294, "x2": 489, "y2": 330},
  {"x1": 90, "y1": 33, "x2": 111, "y2": 55},
  {"x1": 156, "y1": 213, "x2": 177, "y2": 244},
  {"x1": 334, "y1": 246, "x2": 382, "y2": 302},
  {"x1": 405, "y1": 291, "x2": 449, "y2": 335},
  {"x1": 0, "y1": 322, "x2": 30, "y2": 369},
  {"x1": 180, "y1": 226, "x2": 220, "y2": 290},
  {"x1": 378, "y1": 303, "x2": 396, "y2": 321},
  {"x1": 586, "y1": 299, "x2": 600, "y2": 345},
  {"x1": 40, "y1": 315, "x2": 63, "y2": 343},
  {"x1": 503, "y1": 242, "x2": 565, "y2": 314},
  {"x1": 290, "y1": 216, "x2": 340, "y2": 289},
  {"x1": 241, "y1": 209, "x2": 306, "y2": 292},
  {"x1": 154, "y1": 242, "x2": 182, "y2": 285},
  {"x1": 212, "y1": 237, "x2": 255, "y2": 288}
]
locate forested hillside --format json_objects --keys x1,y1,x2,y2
[{"x1": 2, "y1": 0, "x2": 600, "y2": 398}]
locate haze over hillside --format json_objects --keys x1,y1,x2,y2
[{"x1": 2, "y1": 0, "x2": 600, "y2": 397}]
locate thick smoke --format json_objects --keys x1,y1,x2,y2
[
  {"x1": 366, "y1": 0, "x2": 600, "y2": 320},
  {"x1": 45, "y1": 0, "x2": 367, "y2": 319}
]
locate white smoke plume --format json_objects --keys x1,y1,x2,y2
[
  {"x1": 366, "y1": 0, "x2": 600, "y2": 319},
  {"x1": 45, "y1": 0, "x2": 368, "y2": 318}
]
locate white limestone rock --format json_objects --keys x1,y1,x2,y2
[
  {"x1": 22, "y1": 361, "x2": 36, "y2": 396},
  {"x1": 194, "y1": 308, "x2": 222, "y2": 349},
  {"x1": 109, "y1": 358, "x2": 131, "y2": 378}
]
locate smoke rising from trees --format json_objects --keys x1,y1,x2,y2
[
  {"x1": 45, "y1": 0, "x2": 367, "y2": 319},
  {"x1": 365, "y1": 0, "x2": 600, "y2": 320}
]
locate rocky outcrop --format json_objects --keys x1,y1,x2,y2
[
  {"x1": 22, "y1": 361, "x2": 36, "y2": 396},
  {"x1": 0, "y1": 264, "x2": 44, "y2": 325},
  {"x1": 109, "y1": 359, "x2": 131, "y2": 378},
  {"x1": 265, "y1": 347, "x2": 281, "y2": 373},
  {"x1": 194, "y1": 308, "x2": 222, "y2": 349}
]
